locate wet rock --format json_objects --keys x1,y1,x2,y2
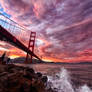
[
  {"x1": 47, "y1": 88, "x2": 57, "y2": 92},
  {"x1": 5, "y1": 64, "x2": 15, "y2": 72},
  {"x1": 0, "y1": 72, "x2": 8, "y2": 77},
  {"x1": 26, "y1": 67, "x2": 35, "y2": 74},
  {"x1": 31, "y1": 79, "x2": 45, "y2": 92},
  {"x1": 20, "y1": 78, "x2": 31, "y2": 92},
  {"x1": 23, "y1": 69, "x2": 33, "y2": 80},
  {"x1": 41, "y1": 76, "x2": 48, "y2": 83},
  {"x1": 23, "y1": 74, "x2": 33, "y2": 80},
  {"x1": 23, "y1": 68, "x2": 36, "y2": 80},
  {"x1": 19, "y1": 85, "x2": 25, "y2": 92},
  {"x1": 0, "y1": 65, "x2": 6, "y2": 73},
  {"x1": 7, "y1": 73, "x2": 20, "y2": 88},
  {"x1": 0, "y1": 64, "x2": 53, "y2": 92},
  {"x1": 36, "y1": 72, "x2": 42, "y2": 78},
  {"x1": 0, "y1": 75, "x2": 8, "y2": 92}
]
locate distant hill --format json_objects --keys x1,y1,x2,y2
[
  {"x1": 11, "y1": 57, "x2": 45, "y2": 64},
  {"x1": 10, "y1": 57, "x2": 92, "y2": 64},
  {"x1": 76, "y1": 61, "x2": 92, "y2": 64},
  {"x1": 54, "y1": 61, "x2": 92, "y2": 64}
]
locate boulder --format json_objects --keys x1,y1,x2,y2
[
  {"x1": 41, "y1": 76, "x2": 48, "y2": 83},
  {"x1": 36, "y1": 72, "x2": 42, "y2": 78},
  {"x1": 0, "y1": 64, "x2": 54, "y2": 92}
]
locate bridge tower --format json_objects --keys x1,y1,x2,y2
[{"x1": 26, "y1": 32, "x2": 36, "y2": 63}]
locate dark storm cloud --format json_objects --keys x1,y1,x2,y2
[{"x1": 1, "y1": 0, "x2": 92, "y2": 61}]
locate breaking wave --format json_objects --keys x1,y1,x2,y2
[{"x1": 47, "y1": 68, "x2": 92, "y2": 92}]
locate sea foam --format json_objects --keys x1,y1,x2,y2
[{"x1": 47, "y1": 68, "x2": 92, "y2": 92}]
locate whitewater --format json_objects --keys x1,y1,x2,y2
[
  {"x1": 47, "y1": 68, "x2": 92, "y2": 92},
  {"x1": 16, "y1": 63, "x2": 92, "y2": 92}
]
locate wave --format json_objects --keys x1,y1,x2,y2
[{"x1": 47, "y1": 68, "x2": 92, "y2": 92}]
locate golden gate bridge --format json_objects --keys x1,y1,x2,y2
[{"x1": 0, "y1": 13, "x2": 42, "y2": 63}]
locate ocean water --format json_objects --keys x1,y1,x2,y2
[{"x1": 16, "y1": 63, "x2": 92, "y2": 92}]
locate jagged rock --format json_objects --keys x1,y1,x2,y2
[
  {"x1": 0, "y1": 65, "x2": 6, "y2": 73},
  {"x1": 20, "y1": 78, "x2": 32, "y2": 92},
  {"x1": 0, "y1": 74, "x2": 8, "y2": 92},
  {"x1": 26, "y1": 67, "x2": 35, "y2": 74},
  {"x1": 7, "y1": 73, "x2": 21, "y2": 87},
  {"x1": 0, "y1": 64, "x2": 54, "y2": 92},
  {"x1": 41, "y1": 76, "x2": 48, "y2": 83},
  {"x1": 5, "y1": 64, "x2": 15, "y2": 72},
  {"x1": 36, "y1": 72, "x2": 42, "y2": 78},
  {"x1": 31, "y1": 79, "x2": 45, "y2": 92},
  {"x1": 23, "y1": 68, "x2": 36, "y2": 80},
  {"x1": 0, "y1": 72, "x2": 8, "y2": 77}
]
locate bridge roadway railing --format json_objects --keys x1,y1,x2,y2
[
  {"x1": 0, "y1": 13, "x2": 42, "y2": 61},
  {"x1": 0, "y1": 13, "x2": 30, "y2": 46}
]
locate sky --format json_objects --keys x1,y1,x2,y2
[{"x1": 0, "y1": 0, "x2": 92, "y2": 62}]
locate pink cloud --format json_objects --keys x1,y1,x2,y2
[{"x1": 1, "y1": 0, "x2": 92, "y2": 62}]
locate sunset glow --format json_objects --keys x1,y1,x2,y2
[
  {"x1": 9, "y1": 55, "x2": 20, "y2": 59},
  {"x1": 0, "y1": 0, "x2": 92, "y2": 62}
]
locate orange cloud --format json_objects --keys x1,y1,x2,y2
[{"x1": 1, "y1": 0, "x2": 92, "y2": 63}]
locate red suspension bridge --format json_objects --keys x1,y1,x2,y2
[{"x1": 0, "y1": 13, "x2": 42, "y2": 63}]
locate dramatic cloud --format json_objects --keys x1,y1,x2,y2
[{"x1": 0, "y1": 0, "x2": 92, "y2": 62}]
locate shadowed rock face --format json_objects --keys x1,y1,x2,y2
[{"x1": 0, "y1": 64, "x2": 54, "y2": 92}]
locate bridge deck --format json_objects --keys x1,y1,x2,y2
[{"x1": 0, "y1": 25, "x2": 41, "y2": 61}]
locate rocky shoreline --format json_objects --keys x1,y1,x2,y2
[{"x1": 0, "y1": 64, "x2": 54, "y2": 92}]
